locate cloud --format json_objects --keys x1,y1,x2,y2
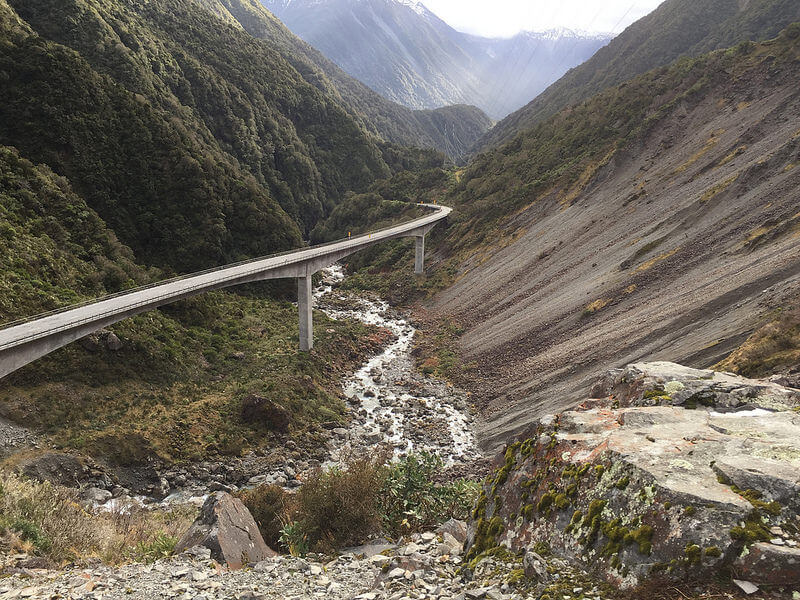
[{"x1": 421, "y1": 0, "x2": 666, "y2": 37}]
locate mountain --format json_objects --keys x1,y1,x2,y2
[
  {"x1": 0, "y1": 0, "x2": 449, "y2": 465},
  {"x1": 261, "y1": 0, "x2": 610, "y2": 119},
  {"x1": 0, "y1": 0, "x2": 490, "y2": 275},
  {"x1": 433, "y1": 24, "x2": 800, "y2": 452},
  {"x1": 477, "y1": 0, "x2": 800, "y2": 151},
  {"x1": 195, "y1": 0, "x2": 493, "y2": 162}
]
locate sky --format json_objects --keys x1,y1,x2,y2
[{"x1": 420, "y1": 0, "x2": 666, "y2": 37}]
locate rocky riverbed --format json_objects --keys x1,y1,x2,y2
[
  {"x1": 5, "y1": 266, "x2": 481, "y2": 507},
  {"x1": 0, "y1": 518, "x2": 619, "y2": 600},
  {"x1": 315, "y1": 266, "x2": 479, "y2": 469}
]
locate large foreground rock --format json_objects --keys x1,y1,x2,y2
[
  {"x1": 175, "y1": 492, "x2": 276, "y2": 568},
  {"x1": 467, "y1": 362, "x2": 800, "y2": 589}
]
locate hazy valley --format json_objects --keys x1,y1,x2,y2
[{"x1": 262, "y1": 0, "x2": 610, "y2": 119}]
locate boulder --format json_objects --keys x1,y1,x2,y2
[
  {"x1": 105, "y1": 332, "x2": 123, "y2": 351},
  {"x1": 79, "y1": 329, "x2": 123, "y2": 352},
  {"x1": 733, "y1": 542, "x2": 800, "y2": 585},
  {"x1": 588, "y1": 361, "x2": 799, "y2": 411},
  {"x1": 436, "y1": 519, "x2": 468, "y2": 545},
  {"x1": 466, "y1": 362, "x2": 800, "y2": 589},
  {"x1": 81, "y1": 487, "x2": 112, "y2": 504},
  {"x1": 240, "y1": 395, "x2": 291, "y2": 432},
  {"x1": 175, "y1": 492, "x2": 276, "y2": 568},
  {"x1": 18, "y1": 452, "x2": 86, "y2": 486}
]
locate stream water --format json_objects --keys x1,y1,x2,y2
[
  {"x1": 111, "y1": 265, "x2": 479, "y2": 507},
  {"x1": 315, "y1": 266, "x2": 478, "y2": 467}
]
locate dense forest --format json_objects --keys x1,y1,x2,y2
[{"x1": 0, "y1": 0, "x2": 467, "y2": 465}]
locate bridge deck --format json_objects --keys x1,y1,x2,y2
[{"x1": 0, "y1": 204, "x2": 450, "y2": 376}]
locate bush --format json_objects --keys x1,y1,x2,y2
[
  {"x1": 380, "y1": 452, "x2": 480, "y2": 538},
  {"x1": 296, "y1": 453, "x2": 388, "y2": 552},
  {"x1": 236, "y1": 484, "x2": 296, "y2": 549},
  {"x1": 240, "y1": 452, "x2": 481, "y2": 555}
]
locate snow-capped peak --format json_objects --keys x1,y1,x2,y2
[
  {"x1": 519, "y1": 27, "x2": 612, "y2": 41},
  {"x1": 393, "y1": 0, "x2": 429, "y2": 17}
]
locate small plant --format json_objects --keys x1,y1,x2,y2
[
  {"x1": 379, "y1": 452, "x2": 480, "y2": 537},
  {"x1": 131, "y1": 533, "x2": 177, "y2": 563},
  {"x1": 237, "y1": 484, "x2": 295, "y2": 549},
  {"x1": 279, "y1": 521, "x2": 309, "y2": 557}
]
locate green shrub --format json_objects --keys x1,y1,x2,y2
[
  {"x1": 279, "y1": 521, "x2": 309, "y2": 557},
  {"x1": 237, "y1": 484, "x2": 296, "y2": 549},
  {"x1": 379, "y1": 452, "x2": 480, "y2": 538},
  {"x1": 268, "y1": 451, "x2": 481, "y2": 553},
  {"x1": 296, "y1": 453, "x2": 388, "y2": 552}
]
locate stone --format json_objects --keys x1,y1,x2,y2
[
  {"x1": 522, "y1": 551, "x2": 549, "y2": 582},
  {"x1": 436, "y1": 519, "x2": 469, "y2": 545},
  {"x1": 465, "y1": 362, "x2": 800, "y2": 590},
  {"x1": 81, "y1": 487, "x2": 112, "y2": 504},
  {"x1": 733, "y1": 542, "x2": 800, "y2": 585},
  {"x1": 368, "y1": 554, "x2": 391, "y2": 566},
  {"x1": 712, "y1": 457, "x2": 800, "y2": 511},
  {"x1": 239, "y1": 395, "x2": 291, "y2": 433},
  {"x1": 732, "y1": 580, "x2": 759, "y2": 594},
  {"x1": 182, "y1": 546, "x2": 212, "y2": 560},
  {"x1": 105, "y1": 332, "x2": 123, "y2": 351},
  {"x1": 174, "y1": 492, "x2": 277, "y2": 569},
  {"x1": 438, "y1": 533, "x2": 462, "y2": 556}
]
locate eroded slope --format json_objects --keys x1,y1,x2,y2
[{"x1": 433, "y1": 31, "x2": 800, "y2": 452}]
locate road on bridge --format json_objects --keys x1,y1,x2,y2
[{"x1": 0, "y1": 204, "x2": 451, "y2": 378}]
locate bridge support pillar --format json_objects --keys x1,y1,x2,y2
[
  {"x1": 414, "y1": 235, "x2": 425, "y2": 274},
  {"x1": 298, "y1": 275, "x2": 313, "y2": 351}
]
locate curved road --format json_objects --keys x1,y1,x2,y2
[{"x1": 0, "y1": 204, "x2": 451, "y2": 378}]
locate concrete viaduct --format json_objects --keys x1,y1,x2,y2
[{"x1": 0, "y1": 204, "x2": 451, "y2": 379}]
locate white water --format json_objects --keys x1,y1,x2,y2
[
  {"x1": 316, "y1": 265, "x2": 477, "y2": 466},
  {"x1": 99, "y1": 265, "x2": 478, "y2": 508}
]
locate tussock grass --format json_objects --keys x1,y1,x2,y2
[
  {"x1": 716, "y1": 306, "x2": 800, "y2": 378},
  {"x1": 0, "y1": 472, "x2": 196, "y2": 565}
]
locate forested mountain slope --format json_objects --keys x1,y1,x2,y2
[
  {"x1": 0, "y1": 0, "x2": 453, "y2": 466},
  {"x1": 431, "y1": 26, "x2": 800, "y2": 452},
  {"x1": 477, "y1": 0, "x2": 800, "y2": 152},
  {"x1": 201, "y1": 0, "x2": 493, "y2": 162},
  {"x1": 0, "y1": 0, "x2": 488, "y2": 276},
  {"x1": 0, "y1": 146, "x2": 151, "y2": 323}
]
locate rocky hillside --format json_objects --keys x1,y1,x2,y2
[
  {"x1": 477, "y1": 0, "x2": 800, "y2": 152},
  {"x1": 425, "y1": 25, "x2": 800, "y2": 452},
  {"x1": 468, "y1": 362, "x2": 800, "y2": 591},
  {"x1": 198, "y1": 0, "x2": 493, "y2": 162},
  {"x1": 263, "y1": 0, "x2": 609, "y2": 119}
]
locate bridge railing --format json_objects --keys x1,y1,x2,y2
[{"x1": 0, "y1": 203, "x2": 447, "y2": 336}]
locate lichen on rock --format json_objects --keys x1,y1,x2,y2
[{"x1": 466, "y1": 362, "x2": 800, "y2": 589}]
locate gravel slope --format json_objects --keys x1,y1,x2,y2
[{"x1": 433, "y1": 76, "x2": 800, "y2": 453}]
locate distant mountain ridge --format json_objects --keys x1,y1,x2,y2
[
  {"x1": 261, "y1": 0, "x2": 610, "y2": 119},
  {"x1": 206, "y1": 0, "x2": 493, "y2": 162},
  {"x1": 476, "y1": 0, "x2": 800, "y2": 151}
]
